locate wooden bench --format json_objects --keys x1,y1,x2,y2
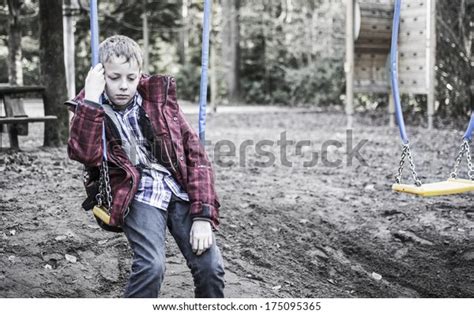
[{"x1": 0, "y1": 85, "x2": 57, "y2": 149}]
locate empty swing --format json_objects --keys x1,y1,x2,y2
[{"x1": 390, "y1": 0, "x2": 474, "y2": 197}]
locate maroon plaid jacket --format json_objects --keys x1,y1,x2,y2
[{"x1": 66, "y1": 74, "x2": 220, "y2": 228}]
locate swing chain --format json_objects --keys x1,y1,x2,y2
[
  {"x1": 97, "y1": 170, "x2": 104, "y2": 206},
  {"x1": 103, "y1": 160, "x2": 113, "y2": 209},
  {"x1": 395, "y1": 145, "x2": 408, "y2": 184},
  {"x1": 450, "y1": 141, "x2": 466, "y2": 179},
  {"x1": 406, "y1": 145, "x2": 422, "y2": 186},
  {"x1": 97, "y1": 160, "x2": 113, "y2": 210},
  {"x1": 465, "y1": 141, "x2": 474, "y2": 180},
  {"x1": 450, "y1": 140, "x2": 474, "y2": 180},
  {"x1": 395, "y1": 144, "x2": 422, "y2": 186}
]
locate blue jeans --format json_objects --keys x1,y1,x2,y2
[{"x1": 122, "y1": 196, "x2": 225, "y2": 298}]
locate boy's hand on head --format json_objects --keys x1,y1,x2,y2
[
  {"x1": 84, "y1": 63, "x2": 105, "y2": 103},
  {"x1": 190, "y1": 220, "x2": 213, "y2": 256}
]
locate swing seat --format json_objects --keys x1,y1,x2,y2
[
  {"x1": 93, "y1": 205, "x2": 111, "y2": 225},
  {"x1": 392, "y1": 178, "x2": 474, "y2": 197}
]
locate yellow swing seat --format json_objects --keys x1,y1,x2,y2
[{"x1": 392, "y1": 178, "x2": 474, "y2": 197}]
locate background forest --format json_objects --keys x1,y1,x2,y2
[{"x1": 0, "y1": 0, "x2": 472, "y2": 112}]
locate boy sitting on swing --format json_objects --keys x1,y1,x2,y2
[{"x1": 66, "y1": 35, "x2": 225, "y2": 298}]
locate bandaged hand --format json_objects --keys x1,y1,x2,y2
[{"x1": 190, "y1": 220, "x2": 213, "y2": 256}]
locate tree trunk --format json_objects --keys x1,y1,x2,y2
[
  {"x1": 221, "y1": 0, "x2": 231, "y2": 100},
  {"x1": 469, "y1": 2, "x2": 474, "y2": 109},
  {"x1": 285, "y1": 0, "x2": 293, "y2": 23},
  {"x1": 221, "y1": 0, "x2": 241, "y2": 102},
  {"x1": 63, "y1": 0, "x2": 77, "y2": 100},
  {"x1": 305, "y1": 5, "x2": 314, "y2": 66},
  {"x1": 264, "y1": 0, "x2": 271, "y2": 99},
  {"x1": 142, "y1": 0, "x2": 150, "y2": 73},
  {"x1": 210, "y1": 28, "x2": 218, "y2": 113},
  {"x1": 39, "y1": 0, "x2": 69, "y2": 147},
  {"x1": 178, "y1": 0, "x2": 189, "y2": 64},
  {"x1": 7, "y1": 0, "x2": 24, "y2": 86}
]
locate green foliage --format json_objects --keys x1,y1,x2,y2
[
  {"x1": 237, "y1": 0, "x2": 344, "y2": 106},
  {"x1": 0, "y1": 0, "x2": 470, "y2": 116},
  {"x1": 21, "y1": 36, "x2": 40, "y2": 85},
  {"x1": 72, "y1": 0, "x2": 181, "y2": 92},
  {"x1": 284, "y1": 59, "x2": 344, "y2": 106},
  {"x1": 174, "y1": 62, "x2": 201, "y2": 102},
  {"x1": 434, "y1": 0, "x2": 473, "y2": 117}
]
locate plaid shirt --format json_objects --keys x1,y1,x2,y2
[
  {"x1": 67, "y1": 74, "x2": 220, "y2": 229},
  {"x1": 102, "y1": 93, "x2": 189, "y2": 211}
]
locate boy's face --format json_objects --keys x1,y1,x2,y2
[{"x1": 103, "y1": 55, "x2": 141, "y2": 107}]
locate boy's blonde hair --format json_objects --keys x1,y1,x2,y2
[{"x1": 99, "y1": 35, "x2": 143, "y2": 69}]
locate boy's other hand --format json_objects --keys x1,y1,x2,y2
[
  {"x1": 190, "y1": 220, "x2": 213, "y2": 256},
  {"x1": 84, "y1": 63, "x2": 105, "y2": 103}
]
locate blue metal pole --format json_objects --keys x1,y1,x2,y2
[
  {"x1": 90, "y1": 0, "x2": 100, "y2": 67},
  {"x1": 390, "y1": 0, "x2": 409, "y2": 145},
  {"x1": 89, "y1": 0, "x2": 107, "y2": 160},
  {"x1": 198, "y1": 0, "x2": 212, "y2": 145}
]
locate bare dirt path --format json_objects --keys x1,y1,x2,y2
[{"x1": 1, "y1": 107, "x2": 473, "y2": 297}]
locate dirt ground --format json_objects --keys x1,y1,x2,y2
[{"x1": 0, "y1": 105, "x2": 473, "y2": 298}]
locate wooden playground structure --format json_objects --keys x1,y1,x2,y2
[{"x1": 345, "y1": 0, "x2": 437, "y2": 128}]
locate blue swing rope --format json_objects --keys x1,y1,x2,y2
[
  {"x1": 390, "y1": 0, "x2": 409, "y2": 145},
  {"x1": 198, "y1": 0, "x2": 212, "y2": 145},
  {"x1": 89, "y1": 0, "x2": 107, "y2": 162},
  {"x1": 90, "y1": 0, "x2": 99, "y2": 67}
]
